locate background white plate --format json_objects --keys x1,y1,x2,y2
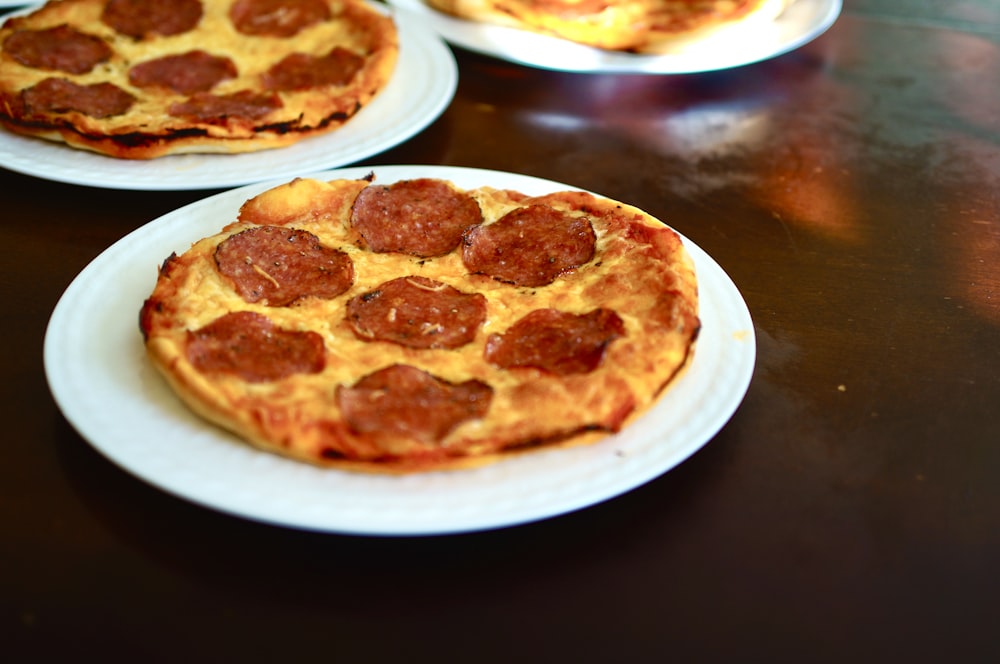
[
  {"x1": 44, "y1": 165, "x2": 756, "y2": 536},
  {"x1": 388, "y1": 0, "x2": 841, "y2": 73},
  {"x1": 0, "y1": 15, "x2": 457, "y2": 190}
]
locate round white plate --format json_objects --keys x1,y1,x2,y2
[
  {"x1": 388, "y1": 0, "x2": 841, "y2": 73},
  {"x1": 44, "y1": 165, "x2": 756, "y2": 536},
  {"x1": 0, "y1": 14, "x2": 457, "y2": 190}
]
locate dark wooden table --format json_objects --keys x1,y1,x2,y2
[{"x1": 4, "y1": 1, "x2": 999, "y2": 660}]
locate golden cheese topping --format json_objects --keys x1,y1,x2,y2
[
  {"x1": 426, "y1": 0, "x2": 794, "y2": 53},
  {"x1": 0, "y1": 0, "x2": 398, "y2": 158}
]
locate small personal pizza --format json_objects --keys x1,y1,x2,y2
[
  {"x1": 139, "y1": 175, "x2": 701, "y2": 473},
  {"x1": 426, "y1": 0, "x2": 794, "y2": 53},
  {"x1": 0, "y1": 0, "x2": 398, "y2": 158}
]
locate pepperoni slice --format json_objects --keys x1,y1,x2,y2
[
  {"x1": 215, "y1": 226, "x2": 354, "y2": 307},
  {"x1": 336, "y1": 365, "x2": 493, "y2": 443},
  {"x1": 2, "y1": 26, "x2": 112, "y2": 75},
  {"x1": 186, "y1": 311, "x2": 325, "y2": 383},
  {"x1": 129, "y1": 51, "x2": 237, "y2": 95},
  {"x1": 102, "y1": 0, "x2": 203, "y2": 39},
  {"x1": 484, "y1": 308, "x2": 626, "y2": 375},
  {"x1": 262, "y1": 48, "x2": 364, "y2": 92},
  {"x1": 230, "y1": 0, "x2": 332, "y2": 37},
  {"x1": 21, "y1": 78, "x2": 135, "y2": 118},
  {"x1": 351, "y1": 179, "x2": 484, "y2": 257},
  {"x1": 169, "y1": 90, "x2": 282, "y2": 122},
  {"x1": 346, "y1": 276, "x2": 487, "y2": 349},
  {"x1": 462, "y1": 204, "x2": 596, "y2": 287}
]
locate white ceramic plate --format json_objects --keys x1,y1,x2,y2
[
  {"x1": 44, "y1": 165, "x2": 756, "y2": 536},
  {"x1": 0, "y1": 15, "x2": 457, "y2": 190},
  {"x1": 387, "y1": 0, "x2": 841, "y2": 73}
]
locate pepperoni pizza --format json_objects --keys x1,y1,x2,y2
[
  {"x1": 139, "y1": 175, "x2": 701, "y2": 473},
  {"x1": 425, "y1": 0, "x2": 794, "y2": 53},
  {"x1": 0, "y1": 0, "x2": 398, "y2": 159}
]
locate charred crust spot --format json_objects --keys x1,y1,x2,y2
[
  {"x1": 137, "y1": 297, "x2": 163, "y2": 340},
  {"x1": 158, "y1": 252, "x2": 179, "y2": 275}
]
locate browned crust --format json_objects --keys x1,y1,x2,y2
[
  {"x1": 139, "y1": 177, "x2": 700, "y2": 474},
  {"x1": 0, "y1": 0, "x2": 398, "y2": 158}
]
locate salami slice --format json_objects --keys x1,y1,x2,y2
[
  {"x1": 346, "y1": 276, "x2": 487, "y2": 349},
  {"x1": 101, "y1": 0, "x2": 203, "y2": 39},
  {"x1": 187, "y1": 311, "x2": 325, "y2": 383},
  {"x1": 21, "y1": 78, "x2": 135, "y2": 118},
  {"x1": 168, "y1": 90, "x2": 283, "y2": 122},
  {"x1": 462, "y1": 204, "x2": 596, "y2": 287},
  {"x1": 215, "y1": 226, "x2": 354, "y2": 306},
  {"x1": 351, "y1": 179, "x2": 484, "y2": 257},
  {"x1": 336, "y1": 364, "x2": 493, "y2": 443},
  {"x1": 484, "y1": 308, "x2": 626, "y2": 375},
  {"x1": 129, "y1": 51, "x2": 237, "y2": 95},
  {"x1": 262, "y1": 48, "x2": 365, "y2": 91},
  {"x1": 2, "y1": 26, "x2": 112, "y2": 75},
  {"x1": 230, "y1": 0, "x2": 332, "y2": 37}
]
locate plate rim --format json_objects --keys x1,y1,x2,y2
[{"x1": 44, "y1": 164, "x2": 756, "y2": 536}]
